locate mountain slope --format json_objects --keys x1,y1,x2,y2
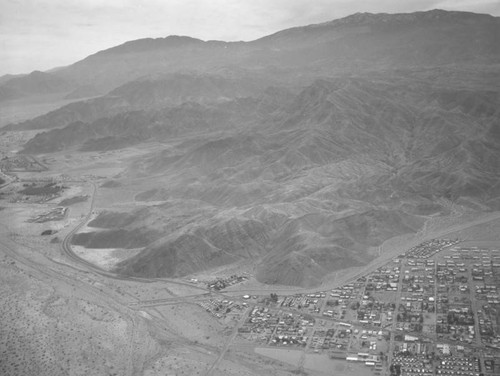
[
  {"x1": 0, "y1": 71, "x2": 74, "y2": 102},
  {"x1": 5, "y1": 10, "x2": 499, "y2": 128},
  {"x1": 10, "y1": 9, "x2": 500, "y2": 287},
  {"x1": 108, "y1": 75, "x2": 500, "y2": 286},
  {"x1": 9, "y1": 72, "x2": 270, "y2": 132}
]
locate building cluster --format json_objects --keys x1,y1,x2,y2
[
  {"x1": 0, "y1": 155, "x2": 46, "y2": 172},
  {"x1": 280, "y1": 292, "x2": 326, "y2": 314},
  {"x1": 390, "y1": 245, "x2": 500, "y2": 376},
  {"x1": 391, "y1": 354, "x2": 434, "y2": 376},
  {"x1": 206, "y1": 275, "x2": 247, "y2": 290},
  {"x1": 404, "y1": 239, "x2": 460, "y2": 259},
  {"x1": 198, "y1": 240, "x2": 500, "y2": 375},
  {"x1": 365, "y1": 262, "x2": 401, "y2": 292},
  {"x1": 346, "y1": 352, "x2": 380, "y2": 366},
  {"x1": 435, "y1": 356, "x2": 481, "y2": 375},
  {"x1": 28, "y1": 207, "x2": 67, "y2": 223},
  {"x1": 198, "y1": 298, "x2": 247, "y2": 319},
  {"x1": 238, "y1": 306, "x2": 314, "y2": 346}
]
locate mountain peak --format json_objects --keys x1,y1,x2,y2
[
  {"x1": 254, "y1": 8, "x2": 498, "y2": 49},
  {"x1": 320, "y1": 8, "x2": 496, "y2": 27}
]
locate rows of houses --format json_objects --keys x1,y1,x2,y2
[
  {"x1": 197, "y1": 240, "x2": 499, "y2": 375},
  {"x1": 404, "y1": 239, "x2": 460, "y2": 259},
  {"x1": 198, "y1": 298, "x2": 246, "y2": 319}
]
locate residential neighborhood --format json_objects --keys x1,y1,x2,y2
[{"x1": 196, "y1": 239, "x2": 500, "y2": 375}]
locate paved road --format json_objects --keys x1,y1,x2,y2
[{"x1": 59, "y1": 182, "x2": 213, "y2": 293}]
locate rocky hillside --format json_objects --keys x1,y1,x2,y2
[
  {"x1": 9, "y1": 73, "x2": 271, "y2": 132},
  {"x1": 10, "y1": 9, "x2": 500, "y2": 287},
  {"x1": 104, "y1": 76, "x2": 500, "y2": 286}
]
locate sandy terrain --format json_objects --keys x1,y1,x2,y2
[
  {"x1": 73, "y1": 245, "x2": 142, "y2": 270},
  {"x1": 0, "y1": 171, "x2": 299, "y2": 375},
  {"x1": 0, "y1": 237, "x2": 157, "y2": 376}
]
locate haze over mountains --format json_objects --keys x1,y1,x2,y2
[
  {"x1": 3, "y1": 9, "x2": 499, "y2": 101},
  {"x1": 4, "y1": 10, "x2": 500, "y2": 287}
]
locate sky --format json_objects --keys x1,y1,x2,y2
[{"x1": 1, "y1": 0, "x2": 500, "y2": 76}]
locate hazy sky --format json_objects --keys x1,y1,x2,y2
[{"x1": 1, "y1": 0, "x2": 499, "y2": 76}]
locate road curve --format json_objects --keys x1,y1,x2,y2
[{"x1": 59, "y1": 181, "x2": 212, "y2": 292}]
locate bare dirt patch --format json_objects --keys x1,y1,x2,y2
[{"x1": 72, "y1": 245, "x2": 141, "y2": 270}]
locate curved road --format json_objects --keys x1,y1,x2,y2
[
  {"x1": 61, "y1": 182, "x2": 101, "y2": 271},
  {"x1": 60, "y1": 181, "x2": 212, "y2": 292}
]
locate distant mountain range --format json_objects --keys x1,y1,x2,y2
[
  {"x1": 4, "y1": 10, "x2": 500, "y2": 287},
  {"x1": 2, "y1": 9, "x2": 499, "y2": 101},
  {"x1": 0, "y1": 71, "x2": 74, "y2": 101}
]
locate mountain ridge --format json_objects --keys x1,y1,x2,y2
[
  {"x1": 4, "y1": 9, "x2": 500, "y2": 287},
  {"x1": 2, "y1": 9, "x2": 499, "y2": 104},
  {"x1": 37, "y1": 74, "x2": 497, "y2": 286}
]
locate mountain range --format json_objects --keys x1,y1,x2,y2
[
  {"x1": 2, "y1": 9, "x2": 499, "y2": 102},
  {"x1": 4, "y1": 9, "x2": 500, "y2": 287}
]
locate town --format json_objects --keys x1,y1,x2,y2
[{"x1": 195, "y1": 239, "x2": 500, "y2": 376}]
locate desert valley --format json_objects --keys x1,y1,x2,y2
[{"x1": 1, "y1": 8, "x2": 500, "y2": 376}]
